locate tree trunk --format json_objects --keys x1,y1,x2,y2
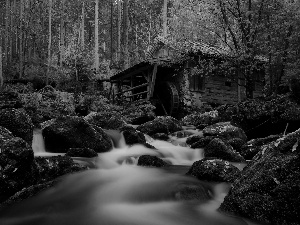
[
  {"x1": 123, "y1": 0, "x2": 129, "y2": 69},
  {"x1": 59, "y1": 0, "x2": 65, "y2": 67},
  {"x1": 81, "y1": 1, "x2": 85, "y2": 50},
  {"x1": 46, "y1": 0, "x2": 52, "y2": 85},
  {"x1": 162, "y1": 0, "x2": 168, "y2": 37},
  {"x1": 19, "y1": 0, "x2": 24, "y2": 78},
  {"x1": 9, "y1": 0, "x2": 13, "y2": 62},
  {"x1": 95, "y1": 0, "x2": 99, "y2": 71},
  {"x1": 116, "y1": 0, "x2": 121, "y2": 62},
  {"x1": 0, "y1": 46, "x2": 3, "y2": 91},
  {"x1": 5, "y1": 0, "x2": 10, "y2": 65},
  {"x1": 110, "y1": 0, "x2": 114, "y2": 62}
]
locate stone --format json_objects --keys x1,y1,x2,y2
[
  {"x1": 219, "y1": 128, "x2": 300, "y2": 225},
  {"x1": 182, "y1": 110, "x2": 220, "y2": 128},
  {"x1": 0, "y1": 180, "x2": 57, "y2": 210},
  {"x1": 174, "y1": 183, "x2": 210, "y2": 202},
  {"x1": 119, "y1": 126, "x2": 146, "y2": 145},
  {"x1": 0, "y1": 138, "x2": 38, "y2": 203},
  {"x1": 34, "y1": 156, "x2": 87, "y2": 183},
  {"x1": 0, "y1": 91, "x2": 23, "y2": 110},
  {"x1": 186, "y1": 158, "x2": 241, "y2": 183},
  {"x1": 240, "y1": 134, "x2": 281, "y2": 160},
  {"x1": 203, "y1": 122, "x2": 247, "y2": 142},
  {"x1": 137, "y1": 116, "x2": 182, "y2": 136},
  {"x1": 227, "y1": 138, "x2": 246, "y2": 152},
  {"x1": 0, "y1": 108, "x2": 34, "y2": 144},
  {"x1": 189, "y1": 136, "x2": 214, "y2": 149},
  {"x1": 204, "y1": 138, "x2": 245, "y2": 162},
  {"x1": 84, "y1": 111, "x2": 126, "y2": 130},
  {"x1": 65, "y1": 148, "x2": 98, "y2": 158},
  {"x1": 42, "y1": 116, "x2": 112, "y2": 153},
  {"x1": 170, "y1": 130, "x2": 194, "y2": 138},
  {"x1": 0, "y1": 126, "x2": 14, "y2": 145},
  {"x1": 130, "y1": 114, "x2": 156, "y2": 125},
  {"x1": 152, "y1": 133, "x2": 169, "y2": 141},
  {"x1": 137, "y1": 155, "x2": 169, "y2": 167}
]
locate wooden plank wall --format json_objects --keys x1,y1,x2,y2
[
  {"x1": 201, "y1": 76, "x2": 239, "y2": 105},
  {"x1": 200, "y1": 76, "x2": 264, "y2": 105}
]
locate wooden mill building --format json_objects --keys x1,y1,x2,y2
[{"x1": 109, "y1": 37, "x2": 266, "y2": 116}]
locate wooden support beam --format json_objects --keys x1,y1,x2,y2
[
  {"x1": 126, "y1": 90, "x2": 148, "y2": 98},
  {"x1": 117, "y1": 83, "x2": 148, "y2": 95},
  {"x1": 148, "y1": 63, "x2": 158, "y2": 99}
]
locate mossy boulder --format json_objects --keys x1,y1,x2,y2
[
  {"x1": 182, "y1": 110, "x2": 220, "y2": 128},
  {"x1": 203, "y1": 122, "x2": 247, "y2": 142},
  {"x1": 240, "y1": 134, "x2": 281, "y2": 160},
  {"x1": 188, "y1": 136, "x2": 214, "y2": 149},
  {"x1": 42, "y1": 116, "x2": 112, "y2": 153},
  {"x1": 0, "y1": 91, "x2": 23, "y2": 110},
  {"x1": 137, "y1": 116, "x2": 182, "y2": 136},
  {"x1": 119, "y1": 126, "x2": 146, "y2": 145},
  {"x1": 137, "y1": 155, "x2": 169, "y2": 167},
  {"x1": 84, "y1": 111, "x2": 126, "y2": 130},
  {"x1": 0, "y1": 137, "x2": 38, "y2": 202},
  {"x1": 0, "y1": 108, "x2": 34, "y2": 144},
  {"x1": 232, "y1": 95, "x2": 300, "y2": 139},
  {"x1": 187, "y1": 158, "x2": 241, "y2": 183},
  {"x1": 204, "y1": 138, "x2": 245, "y2": 162},
  {"x1": 219, "y1": 129, "x2": 300, "y2": 225}
]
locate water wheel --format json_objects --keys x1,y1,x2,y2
[{"x1": 155, "y1": 81, "x2": 179, "y2": 116}]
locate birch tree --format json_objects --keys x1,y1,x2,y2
[
  {"x1": 94, "y1": 0, "x2": 99, "y2": 71},
  {"x1": 46, "y1": 0, "x2": 52, "y2": 85}
]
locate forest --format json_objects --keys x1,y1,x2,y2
[{"x1": 0, "y1": 0, "x2": 300, "y2": 97}]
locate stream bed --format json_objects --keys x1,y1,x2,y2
[{"x1": 0, "y1": 128, "x2": 261, "y2": 225}]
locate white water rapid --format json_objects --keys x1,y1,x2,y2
[{"x1": 0, "y1": 128, "x2": 258, "y2": 225}]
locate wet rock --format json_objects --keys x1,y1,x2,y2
[
  {"x1": 0, "y1": 138, "x2": 39, "y2": 202},
  {"x1": 130, "y1": 114, "x2": 156, "y2": 125},
  {"x1": 203, "y1": 122, "x2": 247, "y2": 142},
  {"x1": 152, "y1": 133, "x2": 169, "y2": 141},
  {"x1": 227, "y1": 138, "x2": 246, "y2": 152},
  {"x1": 0, "y1": 180, "x2": 57, "y2": 210},
  {"x1": 137, "y1": 116, "x2": 182, "y2": 136},
  {"x1": 0, "y1": 108, "x2": 34, "y2": 144},
  {"x1": 119, "y1": 126, "x2": 146, "y2": 145},
  {"x1": 143, "y1": 143, "x2": 157, "y2": 149},
  {"x1": 34, "y1": 156, "x2": 87, "y2": 183},
  {"x1": 137, "y1": 155, "x2": 169, "y2": 167},
  {"x1": 0, "y1": 91, "x2": 23, "y2": 109},
  {"x1": 0, "y1": 126, "x2": 14, "y2": 145},
  {"x1": 174, "y1": 183, "x2": 210, "y2": 202},
  {"x1": 204, "y1": 138, "x2": 245, "y2": 162},
  {"x1": 84, "y1": 111, "x2": 126, "y2": 130},
  {"x1": 219, "y1": 129, "x2": 300, "y2": 225},
  {"x1": 189, "y1": 136, "x2": 214, "y2": 149},
  {"x1": 187, "y1": 158, "x2": 241, "y2": 183},
  {"x1": 182, "y1": 110, "x2": 220, "y2": 128},
  {"x1": 170, "y1": 130, "x2": 194, "y2": 138},
  {"x1": 65, "y1": 148, "x2": 98, "y2": 158},
  {"x1": 216, "y1": 104, "x2": 237, "y2": 122},
  {"x1": 240, "y1": 134, "x2": 281, "y2": 160},
  {"x1": 186, "y1": 135, "x2": 203, "y2": 146},
  {"x1": 42, "y1": 116, "x2": 112, "y2": 153},
  {"x1": 232, "y1": 95, "x2": 300, "y2": 139}
]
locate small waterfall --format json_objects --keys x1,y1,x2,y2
[{"x1": 32, "y1": 129, "x2": 46, "y2": 153}]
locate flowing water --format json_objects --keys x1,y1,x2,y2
[{"x1": 0, "y1": 128, "x2": 257, "y2": 225}]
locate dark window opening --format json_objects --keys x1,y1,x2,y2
[
  {"x1": 225, "y1": 80, "x2": 232, "y2": 87},
  {"x1": 189, "y1": 74, "x2": 205, "y2": 91}
]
